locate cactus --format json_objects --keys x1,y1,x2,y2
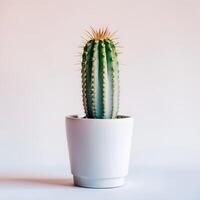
[{"x1": 81, "y1": 27, "x2": 119, "y2": 119}]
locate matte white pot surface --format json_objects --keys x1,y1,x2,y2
[{"x1": 66, "y1": 115, "x2": 134, "y2": 188}]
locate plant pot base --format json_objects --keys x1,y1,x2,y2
[{"x1": 73, "y1": 176, "x2": 125, "y2": 189}]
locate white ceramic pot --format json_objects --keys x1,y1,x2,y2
[{"x1": 65, "y1": 115, "x2": 134, "y2": 188}]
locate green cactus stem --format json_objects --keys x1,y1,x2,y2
[{"x1": 81, "y1": 27, "x2": 119, "y2": 119}]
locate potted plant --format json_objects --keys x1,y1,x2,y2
[{"x1": 66, "y1": 27, "x2": 134, "y2": 188}]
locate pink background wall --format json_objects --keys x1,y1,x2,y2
[{"x1": 0, "y1": 0, "x2": 200, "y2": 176}]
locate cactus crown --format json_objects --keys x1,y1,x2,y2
[
  {"x1": 81, "y1": 27, "x2": 119, "y2": 119},
  {"x1": 86, "y1": 27, "x2": 115, "y2": 40}
]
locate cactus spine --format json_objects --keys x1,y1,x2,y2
[{"x1": 81, "y1": 28, "x2": 119, "y2": 119}]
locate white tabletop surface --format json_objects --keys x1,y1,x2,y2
[{"x1": 0, "y1": 167, "x2": 199, "y2": 200}]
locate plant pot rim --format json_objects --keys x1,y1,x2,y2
[{"x1": 66, "y1": 114, "x2": 133, "y2": 121}]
